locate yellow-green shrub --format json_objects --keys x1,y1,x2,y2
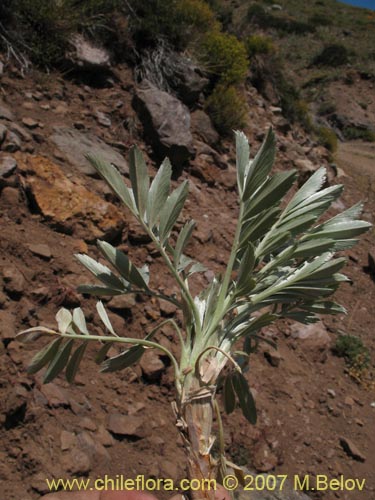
[
  {"x1": 318, "y1": 126, "x2": 338, "y2": 153},
  {"x1": 205, "y1": 84, "x2": 248, "y2": 135},
  {"x1": 200, "y1": 31, "x2": 249, "y2": 85},
  {"x1": 245, "y1": 34, "x2": 275, "y2": 58}
]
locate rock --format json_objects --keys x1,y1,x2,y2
[
  {"x1": 60, "y1": 430, "x2": 77, "y2": 451},
  {"x1": 327, "y1": 389, "x2": 336, "y2": 398},
  {"x1": 191, "y1": 110, "x2": 219, "y2": 147},
  {"x1": 339, "y1": 437, "x2": 366, "y2": 462},
  {"x1": 96, "y1": 425, "x2": 115, "y2": 447},
  {"x1": 18, "y1": 154, "x2": 125, "y2": 241},
  {"x1": 40, "y1": 383, "x2": 69, "y2": 408},
  {"x1": 2, "y1": 266, "x2": 25, "y2": 298},
  {"x1": 0, "y1": 123, "x2": 7, "y2": 144},
  {"x1": 107, "y1": 294, "x2": 136, "y2": 311},
  {"x1": 0, "y1": 155, "x2": 17, "y2": 184},
  {"x1": 3, "y1": 385, "x2": 28, "y2": 429},
  {"x1": 61, "y1": 447, "x2": 91, "y2": 475},
  {"x1": 294, "y1": 158, "x2": 319, "y2": 185},
  {"x1": 133, "y1": 81, "x2": 194, "y2": 170},
  {"x1": 140, "y1": 349, "x2": 166, "y2": 381},
  {"x1": 28, "y1": 243, "x2": 52, "y2": 260},
  {"x1": 3, "y1": 131, "x2": 21, "y2": 153},
  {"x1": 290, "y1": 321, "x2": 331, "y2": 351},
  {"x1": 30, "y1": 472, "x2": 52, "y2": 494},
  {"x1": 22, "y1": 117, "x2": 39, "y2": 129},
  {"x1": 264, "y1": 348, "x2": 282, "y2": 367},
  {"x1": 107, "y1": 413, "x2": 146, "y2": 439},
  {"x1": 50, "y1": 126, "x2": 127, "y2": 176},
  {"x1": 0, "y1": 101, "x2": 14, "y2": 121},
  {"x1": 95, "y1": 110, "x2": 111, "y2": 128},
  {"x1": 81, "y1": 416, "x2": 97, "y2": 431},
  {"x1": 66, "y1": 34, "x2": 111, "y2": 72},
  {"x1": 158, "y1": 298, "x2": 177, "y2": 316},
  {"x1": 252, "y1": 441, "x2": 278, "y2": 472},
  {"x1": 1, "y1": 186, "x2": 20, "y2": 205},
  {"x1": 170, "y1": 55, "x2": 209, "y2": 105}
]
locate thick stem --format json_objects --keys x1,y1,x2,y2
[{"x1": 176, "y1": 376, "x2": 217, "y2": 500}]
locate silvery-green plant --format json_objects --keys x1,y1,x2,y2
[{"x1": 18, "y1": 129, "x2": 370, "y2": 499}]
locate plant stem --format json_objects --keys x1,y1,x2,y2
[{"x1": 141, "y1": 220, "x2": 202, "y2": 337}]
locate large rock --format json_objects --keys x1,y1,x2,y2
[
  {"x1": 66, "y1": 34, "x2": 111, "y2": 72},
  {"x1": 133, "y1": 81, "x2": 194, "y2": 169},
  {"x1": 50, "y1": 126, "x2": 128, "y2": 176},
  {"x1": 191, "y1": 110, "x2": 219, "y2": 147},
  {"x1": 18, "y1": 154, "x2": 125, "y2": 241},
  {"x1": 168, "y1": 54, "x2": 209, "y2": 105}
]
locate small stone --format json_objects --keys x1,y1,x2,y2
[
  {"x1": 95, "y1": 110, "x2": 111, "y2": 127},
  {"x1": 40, "y1": 383, "x2": 69, "y2": 408},
  {"x1": 81, "y1": 416, "x2": 97, "y2": 431},
  {"x1": 344, "y1": 396, "x2": 355, "y2": 406},
  {"x1": 61, "y1": 447, "x2": 91, "y2": 475},
  {"x1": 0, "y1": 101, "x2": 14, "y2": 121},
  {"x1": 1, "y1": 186, "x2": 19, "y2": 205},
  {"x1": 327, "y1": 389, "x2": 336, "y2": 398},
  {"x1": 0, "y1": 156, "x2": 17, "y2": 181},
  {"x1": 2, "y1": 266, "x2": 25, "y2": 297},
  {"x1": 339, "y1": 437, "x2": 366, "y2": 462},
  {"x1": 0, "y1": 123, "x2": 7, "y2": 144},
  {"x1": 158, "y1": 298, "x2": 177, "y2": 316},
  {"x1": 140, "y1": 349, "x2": 165, "y2": 381},
  {"x1": 107, "y1": 413, "x2": 146, "y2": 439},
  {"x1": 264, "y1": 348, "x2": 282, "y2": 367},
  {"x1": 107, "y1": 294, "x2": 136, "y2": 311},
  {"x1": 30, "y1": 472, "x2": 52, "y2": 494},
  {"x1": 60, "y1": 430, "x2": 77, "y2": 451},
  {"x1": 252, "y1": 442, "x2": 278, "y2": 472},
  {"x1": 96, "y1": 425, "x2": 115, "y2": 447},
  {"x1": 4, "y1": 386, "x2": 28, "y2": 429},
  {"x1": 3, "y1": 131, "x2": 21, "y2": 152},
  {"x1": 28, "y1": 243, "x2": 52, "y2": 260},
  {"x1": 22, "y1": 117, "x2": 39, "y2": 129}
]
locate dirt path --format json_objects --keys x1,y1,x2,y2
[{"x1": 337, "y1": 140, "x2": 375, "y2": 185}]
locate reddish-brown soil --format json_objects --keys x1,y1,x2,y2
[{"x1": 0, "y1": 66, "x2": 374, "y2": 500}]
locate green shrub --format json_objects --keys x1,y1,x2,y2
[
  {"x1": 313, "y1": 44, "x2": 350, "y2": 67},
  {"x1": 343, "y1": 127, "x2": 375, "y2": 142},
  {"x1": 131, "y1": 0, "x2": 217, "y2": 49},
  {"x1": 247, "y1": 4, "x2": 315, "y2": 34},
  {"x1": 205, "y1": 85, "x2": 248, "y2": 135},
  {"x1": 317, "y1": 126, "x2": 338, "y2": 153},
  {"x1": 9, "y1": 0, "x2": 74, "y2": 67},
  {"x1": 200, "y1": 31, "x2": 249, "y2": 85},
  {"x1": 245, "y1": 34, "x2": 275, "y2": 58},
  {"x1": 334, "y1": 335, "x2": 370, "y2": 370},
  {"x1": 308, "y1": 13, "x2": 333, "y2": 27},
  {"x1": 317, "y1": 101, "x2": 337, "y2": 115},
  {"x1": 1, "y1": 0, "x2": 121, "y2": 67}
]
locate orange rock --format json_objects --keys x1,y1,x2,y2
[{"x1": 17, "y1": 154, "x2": 125, "y2": 241}]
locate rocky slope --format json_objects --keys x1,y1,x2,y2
[{"x1": 0, "y1": 39, "x2": 374, "y2": 500}]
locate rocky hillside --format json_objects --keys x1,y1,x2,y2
[
  {"x1": 0, "y1": 2, "x2": 375, "y2": 500},
  {"x1": 229, "y1": 0, "x2": 375, "y2": 143}
]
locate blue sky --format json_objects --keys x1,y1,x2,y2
[{"x1": 339, "y1": 0, "x2": 375, "y2": 9}]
